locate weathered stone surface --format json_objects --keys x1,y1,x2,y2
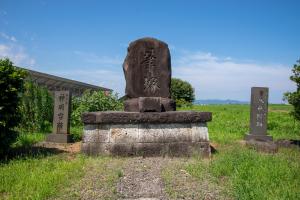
[
  {"x1": 46, "y1": 133, "x2": 72, "y2": 143},
  {"x1": 246, "y1": 140, "x2": 278, "y2": 153},
  {"x1": 81, "y1": 122, "x2": 210, "y2": 157},
  {"x1": 124, "y1": 97, "x2": 176, "y2": 112},
  {"x1": 191, "y1": 123, "x2": 209, "y2": 141},
  {"x1": 245, "y1": 87, "x2": 272, "y2": 141},
  {"x1": 123, "y1": 38, "x2": 171, "y2": 98},
  {"x1": 46, "y1": 90, "x2": 72, "y2": 143},
  {"x1": 82, "y1": 111, "x2": 212, "y2": 124},
  {"x1": 52, "y1": 90, "x2": 71, "y2": 134},
  {"x1": 82, "y1": 142, "x2": 210, "y2": 157},
  {"x1": 110, "y1": 124, "x2": 139, "y2": 143},
  {"x1": 138, "y1": 97, "x2": 161, "y2": 112}
]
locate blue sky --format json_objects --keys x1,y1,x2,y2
[{"x1": 0, "y1": 0, "x2": 299, "y2": 103}]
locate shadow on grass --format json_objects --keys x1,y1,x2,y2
[
  {"x1": 276, "y1": 139, "x2": 300, "y2": 148},
  {"x1": 210, "y1": 145, "x2": 218, "y2": 154},
  {"x1": 1, "y1": 146, "x2": 67, "y2": 163}
]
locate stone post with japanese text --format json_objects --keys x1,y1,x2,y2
[
  {"x1": 245, "y1": 87, "x2": 272, "y2": 141},
  {"x1": 46, "y1": 90, "x2": 72, "y2": 143}
]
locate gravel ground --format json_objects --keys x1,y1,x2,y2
[{"x1": 117, "y1": 157, "x2": 169, "y2": 200}]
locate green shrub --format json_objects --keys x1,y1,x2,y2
[
  {"x1": 71, "y1": 90, "x2": 123, "y2": 126},
  {"x1": 284, "y1": 59, "x2": 300, "y2": 122},
  {"x1": 19, "y1": 80, "x2": 53, "y2": 133},
  {"x1": 0, "y1": 58, "x2": 26, "y2": 157},
  {"x1": 12, "y1": 132, "x2": 45, "y2": 148},
  {"x1": 171, "y1": 78, "x2": 195, "y2": 107}
]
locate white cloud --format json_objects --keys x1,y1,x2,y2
[
  {"x1": 74, "y1": 51, "x2": 123, "y2": 65},
  {"x1": 0, "y1": 44, "x2": 35, "y2": 67},
  {"x1": 43, "y1": 50, "x2": 294, "y2": 103},
  {"x1": 0, "y1": 32, "x2": 17, "y2": 42},
  {"x1": 173, "y1": 51, "x2": 295, "y2": 103}
]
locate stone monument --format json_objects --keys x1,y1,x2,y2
[
  {"x1": 245, "y1": 87, "x2": 272, "y2": 141},
  {"x1": 123, "y1": 38, "x2": 175, "y2": 112},
  {"x1": 46, "y1": 90, "x2": 72, "y2": 143},
  {"x1": 81, "y1": 38, "x2": 212, "y2": 157}
]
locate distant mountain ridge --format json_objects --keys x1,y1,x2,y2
[{"x1": 194, "y1": 99, "x2": 249, "y2": 105}]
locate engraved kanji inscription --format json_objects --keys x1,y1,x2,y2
[
  {"x1": 142, "y1": 48, "x2": 160, "y2": 94},
  {"x1": 52, "y1": 91, "x2": 71, "y2": 134}
]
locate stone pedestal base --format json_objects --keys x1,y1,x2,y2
[
  {"x1": 46, "y1": 133, "x2": 72, "y2": 143},
  {"x1": 81, "y1": 111, "x2": 212, "y2": 157},
  {"x1": 246, "y1": 140, "x2": 278, "y2": 153},
  {"x1": 245, "y1": 134, "x2": 273, "y2": 142}
]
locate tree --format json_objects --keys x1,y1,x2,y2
[
  {"x1": 71, "y1": 90, "x2": 123, "y2": 126},
  {"x1": 0, "y1": 58, "x2": 26, "y2": 157},
  {"x1": 284, "y1": 59, "x2": 300, "y2": 121},
  {"x1": 171, "y1": 78, "x2": 195, "y2": 107}
]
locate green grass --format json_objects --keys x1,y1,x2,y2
[
  {"x1": 0, "y1": 154, "x2": 87, "y2": 200},
  {"x1": 181, "y1": 104, "x2": 300, "y2": 199},
  {"x1": 180, "y1": 104, "x2": 300, "y2": 144},
  {"x1": 12, "y1": 132, "x2": 46, "y2": 148},
  {"x1": 186, "y1": 145, "x2": 300, "y2": 200},
  {"x1": 70, "y1": 125, "x2": 83, "y2": 141},
  {"x1": 1, "y1": 104, "x2": 299, "y2": 200}
]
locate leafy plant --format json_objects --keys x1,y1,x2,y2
[
  {"x1": 19, "y1": 80, "x2": 53, "y2": 133},
  {"x1": 0, "y1": 58, "x2": 27, "y2": 157},
  {"x1": 171, "y1": 78, "x2": 195, "y2": 107},
  {"x1": 71, "y1": 90, "x2": 123, "y2": 126},
  {"x1": 284, "y1": 59, "x2": 300, "y2": 122}
]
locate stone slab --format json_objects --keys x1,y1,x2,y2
[
  {"x1": 46, "y1": 133, "x2": 72, "y2": 143},
  {"x1": 124, "y1": 97, "x2": 176, "y2": 112},
  {"x1": 82, "y1": 111, "x2": 212, "y2": 124},
  {"x1": 123, "y1": 38, "x2": 171, "y2": 98},
  {"x1": 245, "y1": 134, "x2": 273, "y2": 142},
  {"x1": 138, "y1": 97, "x2": 162, "y2": 112},
  {"x1": 246, "y1": 140, "x2": 278, "y2": 153},
  {"x1": 82, "y1": 142, "x2": 210, "y2": 157}
]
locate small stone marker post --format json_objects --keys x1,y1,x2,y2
[
  {"x1": 245, "y1": 87, "x2": 272, "y2": 141},
  {"x1": 46, "y1": 90, "x2": 72, "y2": 143}
]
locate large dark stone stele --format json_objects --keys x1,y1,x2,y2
[{"x1": 123, "y1": 38, "x2": 175, "y2": 112}]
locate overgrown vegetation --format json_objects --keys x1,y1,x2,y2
[
  {"x1": 284, "y1": 59, "x2": 300, "y2": 122},
  {"x1": 0, "y1": 58, "x2": 27, "y2": 157},
  {"x1": 19, "y1": 80, "x2": 53, "y2": 133},
  {"x1": 71, "y1": 90, "x2": 123, "y2": 126},
  {"x1": 171, "y1": 78, "x2": 195, "y2": 107}
]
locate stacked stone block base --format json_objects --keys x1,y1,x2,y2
[{"x1": 81, "y1": 123, "x2": 211, "y2": 157}]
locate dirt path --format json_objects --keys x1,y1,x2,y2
[
  {"x1": 117, "y1": 157, "x2": 169, "y2": 200},
  {"x1": 40, "y1": 143, "x2": 227, "y2": 200}
]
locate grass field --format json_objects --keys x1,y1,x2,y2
[
  {"x1": 181, "y1": 104, "x2": 300, "y2": 144},
  {"x1": 0, "y1": 104, "x2": 299, "y2": 200}
]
